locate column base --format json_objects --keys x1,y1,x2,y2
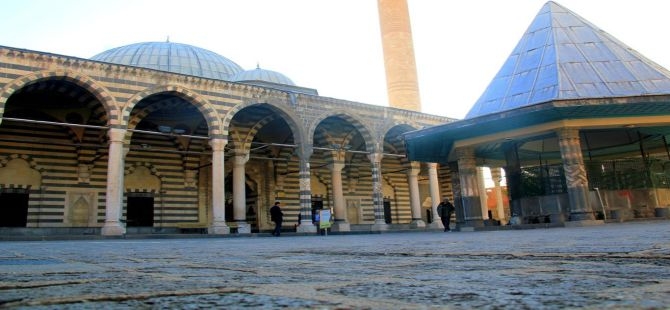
[
  {"x1": 208, "y1": 222, "x2": 230, "y2": 234},
  {"x1": 570, "y1": 211, "x2": 596, "y2": 221},
  {"x1": 509, "y1": 216, "x2": 522, "y2": 225},
  {"x1": 654, "y1": 207, "x2": 669, "y2": 218},
  {"x1": 564, "y1": 220, "x2": 604, "y2": 227},
  {"x1": 101, "y1": 221, "x2": 126, "y2": 236},
  {"x1": 463, "y1": 219, "x2": 485, "y2": 228},
  {"x1": 409, "y1": 219, "x2": 426, "y2": 228},
  {"x1": 428, "y1": 221, "x2": 444, "y2": 229},
  {"x1": 236, "y1": 222, "x2": 251, "y2": 234},
  {"x1": 297, "y1": 222, "x2": 317, "y2": 233},
  {"x1": 371, "y1": 222, "x2": 389, "y2": 231},
  {"x1": 331, "y1": 221, "x2": 350, "y2": 232}
]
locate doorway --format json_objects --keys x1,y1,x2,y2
[
  {"x1": 126, "y1": 196, "x2": 154, "y2": 227},
  {"x1": 312, "y1": 195, "x2": 324, "y2": 224},
  {"x1": 0, "y1": 192, "x2": 29, "y2": 227},
  {"x1": 383, "y1": 197, "x2": 392, "y2": 224}
]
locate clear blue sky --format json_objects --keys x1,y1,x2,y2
[{"x1": 1, "y1": 0, "x2": 669, "y2": 119}]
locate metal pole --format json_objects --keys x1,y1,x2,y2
[
  {"x1": 3, "y1": 117, "x2": 108, "y2": 130},
  {"x1": 594, "y1": 187, "x2": 607, "y2": 220}
]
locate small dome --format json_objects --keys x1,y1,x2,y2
[
  {"x1": 232, "y1": 65, "x2": 295, "y2": 86},
  {"x1": 90, "y1": 41, "x2": 243, "y2": 80}
]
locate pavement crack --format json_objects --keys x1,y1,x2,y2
[
  {"x1": 0, "y1": 278, "x2": 99, "y2": 290},
  {"x1": 0, "y1": 287, "x2": 250, "y2": 307}
]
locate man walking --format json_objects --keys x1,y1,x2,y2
[
  {"x1": 270, "y1": 201, "x2": 283, "y2": 236},
  {"x1": 437, "y1": 198, "x2": 455, "y2": 232}
]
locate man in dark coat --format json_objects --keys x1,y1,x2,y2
[
  {"x1": 437, "y1": 198, "x2": 455, "y2": 232},
  {"x1": 270, "y1": 201, "x2": 283, "y2": 236}
]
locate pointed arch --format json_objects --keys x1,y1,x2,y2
[
  {"x1": 383, "y1": 123, "x2": 419, "y2": 161},
  {"x1": 0, "y1": 70, "x2": 116, "y2": 126},
  {"x1": 223, "y1": 100, "x2": 305, "y2": 146},
  {"x1": 122, "y1": 84, "x2": 221, "y2": 139},
  {"x1": 308, "y1": 111, "x2": 375, "y2": 153}
]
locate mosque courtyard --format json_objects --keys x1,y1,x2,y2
[{"x1": 0, "y1": 220, "x2": 668, "y2": 309}]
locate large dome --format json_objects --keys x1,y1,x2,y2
[
  {"x1": 232, "y1": 65, "x2": 295, "y2": 86},
  {"x1": 90, "y1": 41, "x2": 243, "y2": 80}
]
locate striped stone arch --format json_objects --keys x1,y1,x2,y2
[
  {"x1": 222, "y1": 101, "x2": 305, "y2": 145},
  {"x1": 383, "y1": 123, "x2": 419, "y2": 164},
  {"x1": 381, "y1": 121, "x2": 421, "y2": 139},
  {"x1": 122, "y1": 85, "x2": 221, "y2": 140},
  {"x1": 0, "y1": 154, "x2": 47, "y2": 190},
  {"x1": 124, "y1": 97, "x2": 201, "y2": 144},
  {"x1": 125, "y1": 162, "x2": 164, "y2": 179},
  {"x1": 124, "y1": 162, "x2": 163, "y2": 192},
  {"x1": 0, "y1": 154, "x2": 47, "y2": 174},
  {"x1": 0, "y1": 70, "x2": 117, "y2": 125},
  {"x1": 308, "y1": 111, "x2": 375, "y2": 153},
  {"x1": 229, "y1": 113, "x2": 278, "y2": 153}
]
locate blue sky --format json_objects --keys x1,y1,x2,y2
[{"x1": 1, "y1": 0, "x2": 669, "y2": 119}]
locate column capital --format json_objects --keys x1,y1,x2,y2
[
  {"x1": 490, "y1": 167, "x2": 503, "y2": 185},
  {"x1": 329, "y1": 162, "x2": 345, "y2": 172},
  {"x1": 330, "y1": 149, "x2": 346, "y2": 162},
  {"x1": 407, "y1": 163, "x2": 420, "y2": 176},
  {"x1": 455, "y1": 146, "x2": 475, "y2": 159},
  {"x1": 368, "y1": 152, "x2": 383, "y2": 163},
  {"x1": 108, "y1": 128, "x2": 127, "y2": 143},
  {"x1": 297, "y1": 143, "x2": 313, "y2": 160},
  {"x1": 209, "y1": 138, "x2": 228, "y2": 152},
  {"x1": 233, "y1": 152, "x2": 250, "y2": 166}
]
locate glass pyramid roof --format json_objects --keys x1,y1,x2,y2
[{"x1": 466, "y1": 1, "x2": 670, "y2": 119}]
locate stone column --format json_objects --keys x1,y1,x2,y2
[
  {"x1": 209, "y1": 138, "x2": 230, "y2": 234},
  {"x1": 377, "y1": 0, "x2": 421, "y2": 111},
  {"x1": 490, "y1": 167, "x2": 507, "y2": 224},
  {"x1": 369, "y1": 152, "x2": 389, "y2": 230},
  {"x1": 427, "y1": 163, "x2": 443, "y2": 229},
  {"x1": 102, "y1": 128, "x2": 127, "y2": 236},
  {"x1": 456, "y1": 147, "x2": 484, "y2": 228},
  {"x1": 504, "y1": 141, "x2": 523, "y2": 224},
  {"x1": 477, "y1": 167, "x2": 489, "y2": 220},
  {"x1": 449, "y1": 161, "x2": 464, "y2": 226},
  {"x1": 233, "y1": 152, "x2": 250, "y2": 234},
  {"x1": 557, "y1": 128, "x2": 598, "y2": 224},
  {"x1": 408, "y1": 162, "x2": 425, "y2": 228},
  {"x1": 262, "y1": 160, "x2": 274, "y2": 231},
  {"x1": 329, "y1": 152, "x2": 349, "y2": 232},
  {"x1": 296, "y1": 145, "x2": 317, "y2": 233}
]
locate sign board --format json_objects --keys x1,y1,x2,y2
[{"x1": 319, "y1": 209, "x2": 332, "y2": 229}]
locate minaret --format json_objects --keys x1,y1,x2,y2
[{"x1": 377, "y1": 0, "x2": 421, "y2": 112}]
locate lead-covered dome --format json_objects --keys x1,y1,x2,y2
[
  {"x1": 90, "y1": 41, "x2": 243, "y2": 80},
  {"x1": 232, "y1": 65, "x2": 295, "y2": 86}
]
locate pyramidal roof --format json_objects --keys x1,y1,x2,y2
[{"x1": 466, "y1": 1, "x2": 670, "y2": 119}]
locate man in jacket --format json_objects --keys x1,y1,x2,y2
[
  {"x1": 270, "y1": 201, "x2": 283, "y2": 236},
  {"x1": 437, "y1": 198, "x2": 455, "y2": 232}
]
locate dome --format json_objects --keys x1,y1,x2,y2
[
  {"x1": 232, "y1": 65, "x2": 295, "y2": 86},
  {"x1": 90, "y1": 41, "x2": 243, "y2": 80}
]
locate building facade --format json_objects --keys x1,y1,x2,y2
[{"x1": 0, "y1": 42, "x2": 455, "y2": 235}]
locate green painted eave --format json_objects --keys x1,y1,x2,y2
[{"x1": 405, "y1": 96, "x2": 670, "y2": 163}]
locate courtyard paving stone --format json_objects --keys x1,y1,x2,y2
[{"x1": 0, "y1": 221, "x2": 668, "y2": 309}]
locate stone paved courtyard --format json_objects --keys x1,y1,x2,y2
[{"x1": 1, "y1": 221, "x2": 669, "y2": 309}]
